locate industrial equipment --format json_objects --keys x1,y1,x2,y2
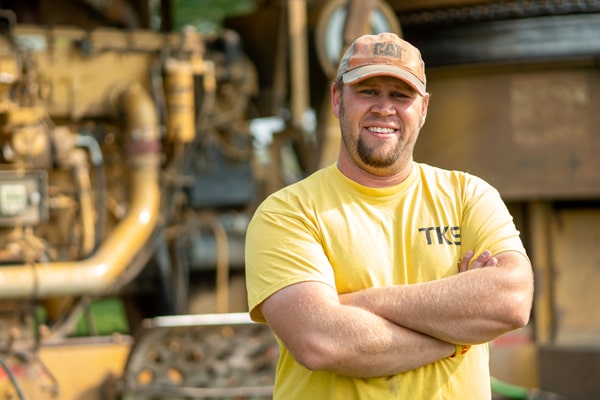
[{"x1": 0, "y1": 1, "x2": 273, "y2": 397}]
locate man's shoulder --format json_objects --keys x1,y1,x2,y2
[
  {"x1": 256, "y1": 164, "x2": 337, "y2": 210},
  {"x1": 415, "y1": 161, "x2": 462, "y2": 176},
  {"x1": 413, "y1": 162, "x2": 497, "y2": 201},
  {"x1": 415, "y1": 162, "x2": 488, "y2": 185}
]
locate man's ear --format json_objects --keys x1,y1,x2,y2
[
  {"x1": 420, "y1": 94, "x2": 430, "y2": 128},
  {"x1": 331, "y1": 82, "x2": 341, "y2": 118}
]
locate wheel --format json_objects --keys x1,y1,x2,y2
[{"x1": 315, "y1": 0, "x2": 401, "y2": 80}]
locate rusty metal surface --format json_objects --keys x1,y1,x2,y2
[
  {"x1": 550, "y1": 207, "x2": 600, "y2": 347},
  {"x1": 414, "y1": 64, "x2": 600, "y2": 200}
]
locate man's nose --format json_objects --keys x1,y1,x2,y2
[{"x1": 371, "y1": 99, "x2": 396, "y2": 116}]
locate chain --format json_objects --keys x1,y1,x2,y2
[{"x1": 398, "y1": 0, "x2": 600, "y2": 26}]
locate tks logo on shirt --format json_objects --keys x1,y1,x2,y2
[{"x1": 418, "y1": 226, "x2": 461, "y2": 245}]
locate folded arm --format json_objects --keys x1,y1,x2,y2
[
  {"x1": 260, "y1": 280, "x2": 455, "y2": 378},
  {"x1": 340, "y1": 250, "x2": 534, "y2": 345}
]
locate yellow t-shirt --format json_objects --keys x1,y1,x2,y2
[{"x1": 245, "y1": 162, "x2": 527, "y2": 399}]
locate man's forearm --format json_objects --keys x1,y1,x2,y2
[
  {"x1": 261, "y1": 281, "x2": 456, "y2": 378},
  {"x1": 339, "y1": 251, "x2": 534, "y2": 344},
  {"x1": 313, "y1": 311, "x2": 457, "y2": 377}
]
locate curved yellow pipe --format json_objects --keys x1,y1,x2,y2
[{"x1": 0, "y1": 83, "x2": 161, "y2": 299}]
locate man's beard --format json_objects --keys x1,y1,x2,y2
[{"x1": 356, "y1": 136, "x2": 401, "y2": 168}]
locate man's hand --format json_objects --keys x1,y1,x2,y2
[{"x1": 459, "y1": 250, "x2": 498, "y2": 272}]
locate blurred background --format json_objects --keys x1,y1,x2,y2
[{"x1": 0, "y1": 0, "x2": 597, "y2": 398}]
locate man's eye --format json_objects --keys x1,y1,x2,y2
[
  {"x1": 361, "y1": 89, "x2": 377, "y2": 95},
  {"x1": 393, "y1": 92, "x2": 412, "y2": 98}
]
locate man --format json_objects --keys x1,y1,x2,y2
[{"x1": 245, "y1": 32, "x2": 534, "y2": 399}]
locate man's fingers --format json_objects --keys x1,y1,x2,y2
[
  {"x1": 459, "y1": 250, "x2": 474, "y2": 272},
  {"x1": 486, "y1": 257, "x2": 498, "y2": 267},
  {"x1": 470, "y1": 250, "x2": 493, "y2": 269},
  {"x1": 459, "y1": 250, "x2": 496, "y2": 272}
]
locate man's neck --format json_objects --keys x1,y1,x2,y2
[{"x1": 337, "y1": 157, "x2": 414, "y2": 188}]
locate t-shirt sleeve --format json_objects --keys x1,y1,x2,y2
[
  {"x1": 459, "y1": 175, "x2": 528, "y2": 259},
  {"x1": 245, "y1": 197, "x2": 336, "y2": 323}
]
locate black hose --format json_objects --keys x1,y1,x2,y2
[{"x1": 0, "y1": 355, "x2": 27, "y2": 400}]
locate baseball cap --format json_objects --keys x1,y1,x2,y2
[{"x1": 336, "y1": 32, "x2": 427, "y2": 95}]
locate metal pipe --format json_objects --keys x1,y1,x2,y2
[
  {"x1": 189, "y1": 231, "x2": 245, "y2": 270},
  {"x1": 70, "y1": 148, "x2": 96, "y2": 257},
  {"x1": 211, "y1": 215, "x2": 229, "y2": 314},
  {"x1": 0, "y1": 83, "x2": 161, "y2": 299},
  {"x1": 76, "y1": 133, "x2": 106, "y2": 251},
  {"x1": 288, "y1": 0, "x2": 310, "y2": 130},
  {"x1": 529, "y1": 201, "x2": 554, "y2": 344},
  {"x1": 164, "y1": 58, "x2": 197, "y2": 143},
  {"x1": 344, "y1": 0, "x2": 374, "y2": 45}
]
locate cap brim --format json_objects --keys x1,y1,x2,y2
[{"x1": 342, "y1": 65, "x2": 426, "y2": 96}]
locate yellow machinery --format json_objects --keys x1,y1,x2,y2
[{"x1": 0, "y1": 1, "x2": 274, "y2": 398}]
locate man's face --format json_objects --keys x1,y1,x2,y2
[{"x1": 332, "y1": 76, "x2": 429, "y2": 177}]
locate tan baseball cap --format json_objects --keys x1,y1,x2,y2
[{"x1": 336, "y1": 32, "x2": 427, "y2": 95}]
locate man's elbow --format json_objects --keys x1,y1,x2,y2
[
  {"x1": 503, "y1": 290, "x2": 533, "y2": 331},
  {"x1": 288, "y1": 336, "x2": 338, "y2": 372},
  {"x1": 290, "y1": 336, "x2": 363, "y2": 375},
  {"x1": 293, "y1": 348, "x2": 326, "y2": 372},
  {"x1": 504, "y1": 264, "x2": 534, "y2": 330}
]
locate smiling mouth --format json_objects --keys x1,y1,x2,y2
[{"x1": 367, "y1": 126, "x2": 396, "y2": 134}]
